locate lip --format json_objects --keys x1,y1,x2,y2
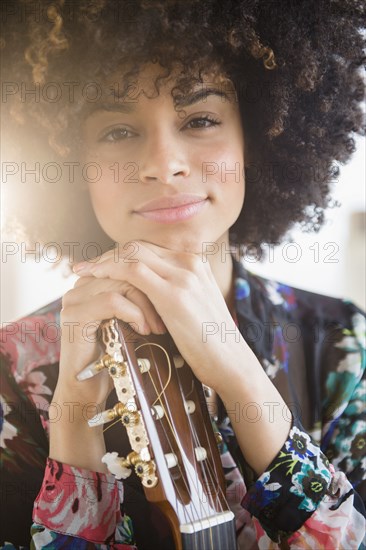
[
  {"x1": 135, "y1": 194, "x2": 208, "y2": 212},
  {"x1": 134, "y1": 196, "x2": 209, "y2": 224}
]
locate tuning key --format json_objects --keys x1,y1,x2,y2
[
  {"x1": 88, "y1": 401, "x2": 137, "y2": 427},
  {"x1": 137, "y1": 358, "x2": 150, "y2": 373},
  {"x1": 173, "y1": 355, "x2": 185, "y2": 368},
  {"x1": 76, "y1": 354, "x2": 126, "y2": 381},
  {"x1": 184, "y1": 400, "x2": 196, "y2": 414},
  {"x1": 195, "y1": 447, "x2": 207, "y2": 462},
  {"x1": 203, "y1": 384, "x2": 212, "y2": 397},
  {"x1": 101, "y1": 452, "x2": 133, "y2": 479}
]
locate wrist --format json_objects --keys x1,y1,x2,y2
[
  {"x1": 50, "y1": 389, "x2": 107, "y2": 425},
  {"x1": 212, "y1": 340, "x2": 258, "y2": 399},
  {"x1": 49, "y1": 414, "x2": 108, "y2": 474}
]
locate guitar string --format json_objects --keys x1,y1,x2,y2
[
  {"x1": 176, "y1": 374, "x2": 230, "y2": 550},
  {"x1": 101, "y1": 343, "x2": 171, "y2": 430},
  {"x1": 135, "y1": 341, "x2": 198, "y2": 526},
  {"x1": 173, "y1": 375, "x2": 218, "y2": 550},
  {"x1": 135, "y1": 342, "x2": 171, "y2": 407},
  {"x1": 101, "y1": 403, "x2": 202, "y2": 537},
  {"x1": 139, "y1": 341, "x2": 230, "y2": 548},
  {"x1": 135, "y1": 341, "x2": 208, "y2": 530},
  {"x1": 103, "y1": 323, "x2": 231, "y2": 547},
  {"x1": 148, "y1": 343, "x2": 224, "y2": 543},
  {"x1": 189, "y1": 382, "x2": 230, "y2": 506},
  {"x1": 173, "y1": 354, "x2": 230, "y2": 549},
  {"x1": 100, "y1": 337, "x2": 197, "y2": 528},
  {"x1": 101, "y1": 320, "x2": 211, "y2": 541},
  {"x1": 193, "y1": 403, "x2": 231, "y2": 550},
  {"x1": 137, "y1": 340, "x2": 232, "y2": 550}
]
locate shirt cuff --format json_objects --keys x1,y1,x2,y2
[
  {"x1": 32, "y1": 457, "x2": 132, "y2": 545},
  {"x1": 241, "y1": 422, "x2": 332, "y2": 543}
]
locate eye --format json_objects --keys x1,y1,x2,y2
[
  {"x1": 97, "y1": 115, "x2": 221, "y2": 143},
  {"x1": 99, "y1": 127, "x2": 134, "y2": 143},
  {"x1": 185, "y1": 115, "x2": 221, "y2": 129}
]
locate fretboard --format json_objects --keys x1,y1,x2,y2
[{"x1": 181, "y1": 517, "x2": 237, "y2": 550}]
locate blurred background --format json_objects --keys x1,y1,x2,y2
[{"x1": 1, "y1": 136, "x2": 365, "y2": 323}]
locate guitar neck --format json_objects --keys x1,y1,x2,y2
[
  {"x1": 181, "y1": 517, "x2": 237, "y2": 550},
  {"x1": 98, "y1": 319, "x2": 238, "y2": 550}
]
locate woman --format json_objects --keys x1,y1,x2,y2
[{"x1": 1, "y1": 0, "x2": 365, "y2": 548}]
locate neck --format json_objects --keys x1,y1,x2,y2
[{"x1": 206, "y1": 233, "x2": 235, "y2": 315}]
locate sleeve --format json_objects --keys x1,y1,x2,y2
[
  {"x1": 1, "y1": 327, "x2": 50, "y2": 547},
  {"x1": 241, "y1": 302, "x2": 366, "y2": 548},
  {"x1": 31, "y1": 457, "x2": 137, "y2": 549},
  {"x1": 241, "y1": 419, "x2": 365, "y2": 548}
]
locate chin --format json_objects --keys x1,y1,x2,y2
[
  {"x1": 143, "y1": 231, "x2": 210, "y2": 255},
  {"x1": 113, "y1": 226, "x2": 221, "y2": 256}
]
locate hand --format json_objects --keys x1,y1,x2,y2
[
  {"x1": 73, "y1": 241, "x2": 248, "y2": 393},
  {"x1": 51, "y1": 274, "x2": 166, "y2": 471},
  {"x1": 71, "y1": 242, "x2": 292, "y2": 478},
  {"x1": 55, "y1": 265, "x2": 166, "y2": 410}
]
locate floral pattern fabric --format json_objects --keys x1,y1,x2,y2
[
  {"x1": 32, "y1": 458, "x2": 136, "y2": 548},
  {"x1": 0, "y1": 257, "x2": 365, "y2": 549}
]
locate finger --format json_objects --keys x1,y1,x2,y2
[
  {"x1": 73, "y1": 275, "x2": 96, "y2": 288},
  {"x1": 64, "y1": 279, "x2": 165, "y2": 333},
  {"x1": 92, "y1": 241, "x2": 210, "y2": 278},
  {"x1": 62, "y1": 291, "x2": 152, "y2": 335},
  {"x1": 121, "y1": 284, "x2": 166, "y2": 333},
  {"x1": 87, "y1": 243, "x2": 176, "y2": 282},
  {"x1": 72, "y1": 277, "x2": 127, "y2": 295}
]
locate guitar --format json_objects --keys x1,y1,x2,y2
[{"x1": 86, "y1": 317, "x2": 237, "y2": 550}]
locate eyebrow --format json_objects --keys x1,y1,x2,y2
[
  {"x1": 174, "y1": 88, "x2": 235, "y2": 107},
  {"x1": 87, "y1": 87, "x2": 236, "y2": 116}
]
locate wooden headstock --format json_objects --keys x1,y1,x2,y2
[{"x1": 90, "y1": 318, "x2": 236, "y2": 550}]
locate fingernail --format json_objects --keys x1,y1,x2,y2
[
  {"x1": 73, "y1": 262, "x2": 89, "y2": 273},
  {"x1": 156, "y1": 321, "x2": 167, "y2": 334},
  {"x1": 134, "y1": 322, "x2": 151, "y2": 335}
]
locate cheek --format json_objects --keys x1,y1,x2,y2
[
  {"x1": 87, "y1": 164, "x2": 128, "y2": 208},
  {"x1": 87, "y1": 179, "x2": 121, "y2": 225},
  {"x1": 211, "y1": 144, "x2": 245, "y2": 197}
]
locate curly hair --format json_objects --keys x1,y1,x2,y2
[{"x1": 1, "y1": 0, "x2": 365, "y2": 264}]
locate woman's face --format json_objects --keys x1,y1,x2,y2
[{"x1": 81, "y1": 63, "x2": 245, "y2": 254}]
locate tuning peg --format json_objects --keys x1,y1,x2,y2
[
  {"x1": 76, "y1": 359, "x2": 104, "y2": 381},
  {"x1": 137, "y1": 358, "x2": 150, "y2": 373},
  {"x1": 203, "y1": 384, "x2": 212, "y2": 397},
  {"x1": 184, "y1": 400, "x2": 196, "y2": 414},
  {"x1": 127, "y1": 452, "x2": 157, "y2": 487},
  {"x1": 194, "y1": 447, "x2": 207, "y2": 462},
  {"x1": 215, "y1": 431, "x2": 223, "y2": 445},
  {"x1": 88, "y1": 401, "x2": 138, "y2": 427},
  {"x1": 165, "y1": 452, "x2": 178, "y2": 469},
  {"x1": 173, "y1": 354, "x2": 185, "y2": 368},
  {"x1": 76, "y1": 354, "x2": 126, "y2": 381},
  {"x1": 102, "y1": 451, "x2": 158, "y2": 487},
  {"x1": 151, "y1": 405, "x2": 164, "y2": 419},
  {"x1": 101, "y1": 451, "x2": 133, "y2": 479}
]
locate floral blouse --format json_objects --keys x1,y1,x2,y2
[{"x1": 1, "y1": 257, "x2": 365, "y2": 549}]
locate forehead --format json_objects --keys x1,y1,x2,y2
[
  {"x1": 79, "y1": 61, "x2": 239, "y2": 122},
  {"x1": 107, "y1": 61, "x2": 237, "y2": 105}
]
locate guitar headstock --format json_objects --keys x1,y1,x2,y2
[{"x1": 89, "y1": 318, "x2": 235, "y2": 549}]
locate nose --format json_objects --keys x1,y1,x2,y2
[{"x1": 138, "y1": 128, "x2": 190, "y2": 185}]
